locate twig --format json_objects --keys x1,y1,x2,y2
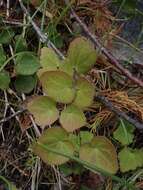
[
  {"x1": 6, "y1": 0, "x2": 10, "y2": 17},
  {"x1": 0, "y1": 91, "x2": 9, "y2": 140},
  {"x1": 2, "y1": 19, "x2": 25, "y2": 26},
  {"x1": 67, "y1": 5, "x2": 143, "y2": 88},
  {"x1": 0, "y1": 109, "x2": 26, "y2": 125},
  {"x1": 18, "y1": 0, "x2": 65, "y2": 60},
  {"x1": 96, "y1": 95, "x2": 143, "y2": 130}
]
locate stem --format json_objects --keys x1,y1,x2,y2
[{"x1": 37, "y1": 142, "x2": 126, "y2": 185}]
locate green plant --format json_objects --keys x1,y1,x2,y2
[
  {"x1": 113, "y1": 119, "x2": 143, "y2": 173},
  {"x1": 27, "y1": 37, "x2": 119, "y2": 176}
]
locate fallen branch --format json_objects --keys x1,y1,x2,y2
[
  {"x1": 96, "y1": 95, "x2": 143, "y2": 130},
  {"x1": 67, "y1": 4, "x2": 143, "y2": 88}
]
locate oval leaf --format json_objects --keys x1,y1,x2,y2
[
  {"x1": 27, "y1": 96, "x2": 59, "y2": 128},
  {"x1": 113, "y1": 120, "x2": 135, "y2": 146},
  {"x1": 0, "y1": 71, "x2": 10, "y2": 90},
  {"x1": 118, "y1": 147, "x2": 143, "y2": 173},
  {"x1": 67, "y1": 37, "x2": 97, "y2": 74},
  {"x1": 14, "y1": 75, "x2": 37, "y2": 93},
  {"x1": 15, "y1": 35, "x2": 27, "y2": 53},
  {"x1": 0, "y1": 28, "x2": 15, "y2": 44},
  {"x1": 40, "y1": 47, "x2": 61, "y2": 70},
  {"x1": 60, "y1": 105, "x2": 86, "y2": 132},
  {"x1": 32, "y1": 127, "x2": 74, "y2": 165},
  {"x1": 73, "y1": 77, "x2": 95, "y2": 108},
  {"x1": 40, "y1": 71, "x2": 75, "y2": 103},
  {"x1": 15, "y1": 52, "x2": 40, "y2": 75},
  {"x1": 79, "y1": 136, "x2": 118, "y2": 174}
]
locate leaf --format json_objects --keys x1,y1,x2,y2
[
  {"x1": 0, "y1": 28, "x2": 15, "y2": 44},
  {"x1": 40, "y1": 47, "x2": 61, "y2": 71},
  {"x1": 59, "y1": 58, "x2": 74, "y2": 76},
  {"x1": 118, "y1": 147, "x2": 143, "y2": 173},
  {"x1": 0, "y1": 45, "x2": 6, "y2": 67},
  {"x1": 113, "y1": 120, "x2": 135, "y2": 145},
  {"x1": 114, "y1": 0, "x2": 137, "y2": 14},
  {"x1": 60, "y1": 162, "x2": 85, "y2": 176},
  {"x1": 73, "y1": 77, "x2": 95, "y2": 108},
  {"x1": 60, "y1": 105, "x2": 86, "y2": 132},
  {"x1": 46, "y1": 24, "x2": 64, "y2": 48},
  {"x1": 79, "y1": 136, "x2": 118, "y2": 174},
  {"x1": 0, "y1": 71, "x2": 10, "y2": 90},
  {"x1": 68, "y1": 133, "x2": 80, "y2": 151},
  {"x1": 15, "y1": 35, "x2": 27, "y2": 53},
  {"x1": 67, "y1": 37, "x2": 97, "y2": 74},
  {"x1": 14, "y1": 75, "x2": 37, "y2": 93},
  {"x1": 32, "y1": 127, "x2": 74, "y2": 165},
  {"x1": 15, "y1": 52, "x2": 40, "y2": 75},
  {"x1": 40, "y1": 71, "x2": 75, "y2": 103},
  {"x1": 37, "y1": 47, "x2": 61, "y2": 78},
  {"x1": 27, "y1": 96, "x2": 59, "y2": 128},
  {"x1": 80, "y1": 131, "x2": 93, "y2": 145}
]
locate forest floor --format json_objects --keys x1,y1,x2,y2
[{"x1": 0, "y1": 0, "x2": 143, "y2": 190}]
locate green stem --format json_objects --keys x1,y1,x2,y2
[
  {"x1": 37, "y1": 142, "x2": 129, "y2": 187},
  {"x1": 0, "y1": 176, "x2": 11, "y2": 190},
  {"x1": 0, "y1": 51, "x2": 30, "y2": 72}
]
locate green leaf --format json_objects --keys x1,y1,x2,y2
[
  {"x1": 59, "y1": 58, "x2": 74, "y2": 76},
  {"x1": 68, "y1": 133, "x2": 80, "y2": 151},
  {"x1": 32, "y1": 127, "x2": 74, "y2": 165},
  {"x1": 118, "y1": 147, "x2": 143, "y2": 173},
  {"x1": 38, "y1": 47, "x2": 61, "y2": 77},
  {"x1": 14, "y1": 75, "x2": 37, "y2": 93},
  {"x1": 27, "y1": 96, "x2": 59, "y2": 128},
  {"x1": 80, "y1": 131, "x2": 93, "y2": 145},
  {"x1": 46, "y1": 24, "x2": 64, "y2": 48},
  {"x1": 60, "y1": 105, "x2": 86, "y2": 132},
  {"x1": 0, "y1": 28, "x2": 15, "y2": 44},
  {"x1": 113, "y1": 120, "x2": 135, "y2": 145},
  {"x1": 79, "y1": 136, "x2": 118, "y2": 174},
  {"x1": 40, "y1": 47, "x2": 61, "y2": 70},
  {"x1": 113, "y1": 0, "x2": 137, "y2": 14},
  {"x1": 67, "y1": 37, "x2": 97, "y2": 74},
  {"x1": 15, "y1": 52, "x2": 40, "y2": 75},
  {"x1": 14, "y1": 35, "x2": 27, "y2": 53},
  {"x1": 40, "y1": 71, "x2": 75, "y2": 103},
  {"x1": 73, "y1": 77, "x2": 95, "y2": 108},
  {"x1": 60, "y1": 162, "x2": 85, "y2": 176},
  {"x1": 0, "y1": 71, "x2": 10, "y2": 90},
  {"x1": 0, "y1": 45, "x2": 6, "y2": 67}
]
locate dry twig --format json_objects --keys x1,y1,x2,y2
[
  {"x1": 96, "y1": 95, "x2": 143, "y2": 129},
  {"x1": 66, "y1": 3, "x2": 143, "y2": 88}
]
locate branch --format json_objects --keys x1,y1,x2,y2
[
  {"x1": 18, "y1": 0, "x2": 65, "y2": 60},
  {"x1": 96, "y1": 95, "x2": 143, "y2": 130},
  {"x1": 67, "y1": 5, "x2": 143, "y2": 88},
  {"x1": 0, "y1": 108, "x2": 26, "y2": 125}
]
